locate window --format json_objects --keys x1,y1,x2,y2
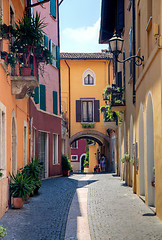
[
  {"x1": 40, "y1": 84, "x2": 46, "y2": 111},
  {"x1": 71, "y1": 155, "x2": 78, "y2": 161},
  {"x1": 76, "y1": 100, "x2": 100, "y2": 123},
  {"x1": 53, "y1": 134, "x2": 58, "y2": 164},
  {"x1": 84, "y1": 74, "x2": 94, "y2": 85},
  {"x1": 82, "y1": 69, "x2": 96, "y2": 86},
  {"x1": 147, "y1": 0, "x2": 152, "y2": 21},
  {"x1": 49, "y1": 40, "x2": 56, "y2": 67},
  {"x1": 71, "y1": 141, "x2": 78, "y2": 149},
  {"x1": 82, "y1": 100, "x2": 93, "y2": 122},
  {"x1": 129, "y1": 27, "x2": 133, "y2": 77},
  {"x1": 0, "y1": 103, "x2": 6, "y2": 177}
]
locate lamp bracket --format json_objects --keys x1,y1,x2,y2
[{"x1": 116, "y1": 55, "x2": 144, "y2": 66}]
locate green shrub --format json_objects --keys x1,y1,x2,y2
[
  {"x1": 62, "y1": 154, "x2": 72, "y2": 171},
  {"x1": 0, "y1": 225, "x2": 7, "y2": 239}
]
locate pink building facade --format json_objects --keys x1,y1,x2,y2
[
  {"x1": 71, "y1": 139, "x2": 86, "y2": 172},
  {"x1": 29, "y1": 0, "x2": 62, "y2": 178}
]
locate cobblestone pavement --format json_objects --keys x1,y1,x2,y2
[
  {"x1": 0, "y1": 176, "x2": 80, "y2": 240},
  {"x1": 88, "y1": 173, "x2": 162, "y2": 240}
]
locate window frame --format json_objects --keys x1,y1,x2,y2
[
  {"x1": 53, "y1": 133, "x2": 58, "y2": 165},
  {"x1": 82, "y1": 68, "x2": 96, "y2": 86},
  {"x1": 71, "y1": 155, "x2": 78, "y2": 162},
  {"x1": 71, "y1": 141, "x2": 78, "y2": 149},
  {"x1": 81, "y1": 99, "x2": 94, "y2": 123}
]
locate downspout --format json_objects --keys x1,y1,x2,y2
[
  {"x1": 132, "y1": 0, "x2": 136, "y2": 104},
  {"x1": 57, "y1": 0, "x2": 61, "y2": 114},
  {"x1": 65, "y1": 60, "x2": 71, "y2": 138}
]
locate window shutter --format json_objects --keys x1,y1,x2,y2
[
  {"x1": 49, "y1": 39, "x2": 53, "y2": 64},
  {"x1": 129, "y1": 28, "x2": 133, "y2": 76},
  {"x1": 40, "y1": 84, "x2": 46, "y2": 111},
  {"x1": 53, "y1": 90, "x2": 58, "y2": 115},
  {"x1": 56, "y1": 45, "x2": 60, "y2": 69},
  {"x1": 94, "y1": 100, "x2": 100, "y2": 122},
  {"x1": 117, "y1": 71, "x2": 122, "y2": 88},
  {"x1": 116, "y1": 0, "x2": 124, "y2": 34},
  {"x1": 34, "y1": 86, "x2": 39, "y2": 104},
  {"x1": 50, "y1": 0, "x2": 56, "y2": 19},
  {"x1": 44, "y1": 35, "x2": 49, "y2": 50},
  {"x1": 76, "y1": 100, "x2": 81, "y2": 122}
]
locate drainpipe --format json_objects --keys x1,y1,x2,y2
[
  {"x1": 65, "y1": 60, "x2": 71, "y2": 138},
  {"x1": 57, "y1": 0, "x2": 61, "y2": 114},
  {"x1": 132, "y1": 0, "x2": 136, "y2": 104}
]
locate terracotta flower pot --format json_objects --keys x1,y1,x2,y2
[
  {"x1": 13, "y1": 197, "x2": 24, "y2": 209},
  {"x1": 20, "y1": 67, "x2": 32, "y2": 76},
  {"x1": 62, "y1": 170, "x2": 70, "y2": 177}
]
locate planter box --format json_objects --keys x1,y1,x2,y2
[
  {"x1": 20, "y1": 67, "x2": 32, "y2": 76},
  {"x1": 104, "y1": 121, "x2": 117, "y2": 130},
  {"x1": 111, "y1": 105, "x2": 126, "y2": 112}
]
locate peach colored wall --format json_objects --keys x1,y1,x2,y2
[
  {"x1": 0, "y1": 0, "x2": 29, "y2": 218},
  {"x1": 33, "y1": 0, "x2": 60, "y2": 114}
]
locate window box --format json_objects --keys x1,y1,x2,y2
[{"x1": 81, "y1": 123, "x2": 95, "y2": 128}]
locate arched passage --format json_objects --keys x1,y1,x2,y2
[
  {"x1": 11, "y1": 111, "x2": 17, "y2": 175},
  {"x1": 146, "y1": 92, "x2": 155, "y2": 206},
  {"x1": 139, "y1": 103, "x2": 145, "y2": 196}
]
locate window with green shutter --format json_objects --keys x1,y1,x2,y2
[
  {"x1": 34, "y1": 87, "x2": 39, "y2": 104},
  {"x1": 53, "y1": 90, "x2": 58, "y2": 115},
  {"x1": 40, "y1": 84, "x2": 46, "y2": 111},
  {"x1": 56, "y1": 46, "x2": 60, "y2": 69},
  {"x1": 50, "y1": 0, "x2": 56, "y2": 19},
  {"x1": 44, "y1": 35, "x2": 49, "y2": 50}
]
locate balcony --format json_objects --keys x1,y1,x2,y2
[{"x1": 109, "y1": 86, "x2": 126, "y2": 112}]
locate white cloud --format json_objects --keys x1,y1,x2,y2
[{"x1": 60, "y1": 18, "x2": 108, "y2": 53}]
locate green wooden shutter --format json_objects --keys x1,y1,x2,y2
[
  {"x1": 34, "y1": 86, "x2": 39, "y2": 104},
  {"x1": 56, "y1": 45, "x2": 60, "y2": 69},
  {"x1": 49, "y1": 39, "x2": 53, "y2": 64},
  {"x1": 53, "y1": 91, "x2": 58, "y2": 115},
  {"x1": 40, "y1": 84, "x2": 46, "y2": 111},
  {"x1": 50, "y1": 0, "x2": 56, "y2": 19},
  {"x1": 44, "y1": 35, "x2": 49, "y2": 50}
]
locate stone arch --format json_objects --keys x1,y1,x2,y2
[
  {"x1": 70, "y1": 130, "x2": 109, "y2": 146},
  {"x1": 82, "y1": 68, "x2": 96, "y2": 85},
  {"x1": 11, "y1": 110, "x2": 17, "y2": 175},
  {"x1": 139, "y1": 103, "x2": 145, "y2": 196},
  {"x1": 146, "y1": 92, "x2": 155, "y2": 206}
]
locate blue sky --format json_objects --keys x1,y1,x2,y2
[{"x1": 59, "y1": 0, "x2": 108, "y2": 53}]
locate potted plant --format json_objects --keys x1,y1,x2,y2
[
  {"x1": 0, "y1": 168, "x2": 3, "y2": 178},
  {"x1": 124, "y1": 153, "x2": 130, "y2": 162},
  {"x1": 62, "y1": 154, "x2": 72, "y2": 177},
  {"x1": 22, "y1": 157, "x2": 42, "y2": 195},
  {"x1": 0, "y1": 225, "x2": 7, "y2": 239},
  {"x1": 9, "y1": 171, "x2": 32, "y2": 209}
]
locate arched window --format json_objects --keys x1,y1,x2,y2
[
  {"x1": 82, "y1": 68, "x2": 96, "y2": 86},
  {"x1": 84, "y1": 74, "x2": 94, "y2": 85}
]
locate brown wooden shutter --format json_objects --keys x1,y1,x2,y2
[
  {"x1": 76, "y1": 100, "x2": 81, "y2": 122},
  {"x1": 94, "y1": 100, "x2": 100, "y2": 122}
]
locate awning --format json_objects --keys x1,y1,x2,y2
[{"x1": 99, "y1": 0, "x2": 116, "y2": 44}]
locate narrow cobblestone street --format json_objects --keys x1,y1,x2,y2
[{"x1": 1, "y1": 174, "x2": 162, "y2": 240}]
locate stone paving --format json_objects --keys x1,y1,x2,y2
[
  {"x1": 0, "y1": 176, "x2": 79, "y2": 240},
  {"x1": 1, "y1": 173, "x2": 162, "y2": 240},
  {"x1": 88, "y1": 173, "x2": 162, "y2": 240}
]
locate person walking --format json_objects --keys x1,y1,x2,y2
[{"x1": 101, "y1": 154, "x2": 106, "y2": 172}]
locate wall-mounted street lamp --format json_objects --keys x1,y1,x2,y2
[{"x1": 109, "y1": 34, "x2": 144, "y2": 66}]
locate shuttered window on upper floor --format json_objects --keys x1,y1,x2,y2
[
  {"x1": 50, "y1": 0, "x2": 56, "y2": 19},
  {"x1": 116, "y1": 0, "x2": 124, "y2": 35},
  {"x1": 76, "y1": 100, "x2": 100, "y2": 123},
  {"x1": 129, "y1": 28, "x2": 133, "y2": 77},
  {"x1": 49, "y1": 39, "x2": 60, "y2": 69},
  {"x1": 40, "y1": 84, "x2": 46, "y2": 111},
  {"x1": 34, "y1": 86, "x2": 39, "y2": 104},
  {"x1": 53, "y1": 90, "x2": 58, "y2": 115},
  {"x1": 44, "y1": 35, "x2": 49, "y2": 50}
]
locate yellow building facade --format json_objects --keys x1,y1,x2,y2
[
  {"x1": 100, "y1": 0, "x2": 162, "y2": 220},
  {"x1": 60, "y1": 52, "x2": 114, "y2": 172}
]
